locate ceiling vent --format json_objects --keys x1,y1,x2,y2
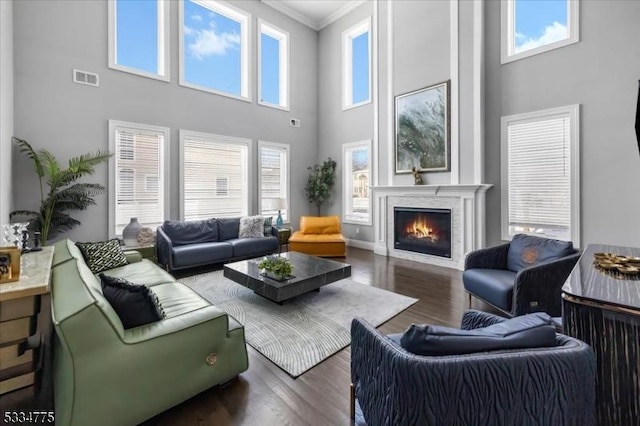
[{"x1": 73, "y1": 69, "x2": 99, "y2": 87}]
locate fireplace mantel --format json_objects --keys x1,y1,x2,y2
[{"x1": 371, "y1": 184, "x2": 493, "y2": 270}]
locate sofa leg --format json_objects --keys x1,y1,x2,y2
[
  {"x1": 467, "y1": 293, "x2": 472, "y2": 308},
  {"x1": 350, "y1": 383, "x2": 355, "y2": 420}
]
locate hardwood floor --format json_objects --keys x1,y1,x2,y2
[{"x1": 0, "y1": 247, "x2": 497, "y2": 425}]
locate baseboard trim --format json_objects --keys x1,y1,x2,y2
[{"x1": 346, "y1": 239, "x2": 375, "y2": 251}]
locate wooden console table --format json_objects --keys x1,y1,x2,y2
[
  {"x1": 562, "y1": 244, "x2": 640, "y2": 425},
  {"x1": 0, "y1": 246, "x2": 54, "y2": 394}
]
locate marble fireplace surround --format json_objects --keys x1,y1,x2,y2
[{"x1": 372, "y1": 185, "x2": 492, "y2": 270}]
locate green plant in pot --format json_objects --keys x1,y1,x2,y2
[
  {"x1": 305, "y1": 157, "x2": 337, "y2": 216},
  {"x1": 258, "y1": 255, "x2": 293, "y2": 281},
  {"x1": 10, "y1": 137, "x2": 112, "y2": 244}
]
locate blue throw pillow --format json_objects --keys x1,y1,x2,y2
[
  {"x1": 399, "y1": 312, "x2": 556, "y2": 356},
  {"x1": 506, "y1": 234, "x2": 574, "y2": 272}
]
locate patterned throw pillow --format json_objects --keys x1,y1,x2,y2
[
  {"x1": 76, "y1": 239, "x2": 129, "y2": 274},
  {"x1": 239, "y1": 216, "x2": 266, "y2": 238},
  {"x1": 263, "y1": 216, "x2": 273, "y2": 236},
  {"x1": 99, "y1": 274, "x2": 166, "y2": 329}
]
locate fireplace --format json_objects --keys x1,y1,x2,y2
[{"x1": 394, "y1": 207, "x2": 452, "y2": 258}]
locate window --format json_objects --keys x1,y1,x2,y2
[
  {"x1": 258, "y1": 141, "x2": 290, "y2": 223},
  {"x1": 343, "y1": 18, "x2": 371, "y2": 110},
  {"x1": 108, "y1": 0, "x2": 170, "y2": 81},
  {"x1": 502, "y1": 0, "x2": 579, "y2": 64},
  {"x1": 180, "y1": 0, "x2": 250, "y2": 100},
  {"x1": 501, "y1": 105, "x2": 580, "y2": 245},
  {"x1": 109, "y1": 121, "x2": 170, "y2": 237},
  {"x1": 259, "y1": 20, "x2": 289, "y2": 110},
  {"x1": 343, "y1": 140, "x2": 371, "y2": 225},
  {"x1": 180, "y1": 130, "x2": 250, "y2": 220}
]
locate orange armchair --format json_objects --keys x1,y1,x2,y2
[{"x1": 289, "y1": 216, "x2": 346, "y2": 257}]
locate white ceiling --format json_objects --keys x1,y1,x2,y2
[{"x1": 261, "y1": 0, "x2": 367, "y2": 31}]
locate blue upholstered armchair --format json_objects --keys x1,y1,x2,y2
[
  {"x1": 463, "y1": 234, "x2": 580, "y2": 317},
  {"x1": 350, "y1": 311, "x2": 596, "y2": 426}
]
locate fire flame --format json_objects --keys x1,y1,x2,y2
[{"x1": 404, "y1": 217, "x2": 439, "y2": 242}]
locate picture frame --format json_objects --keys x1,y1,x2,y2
[
  {"x1": 395, "y1": 80, "x2": 451, "y2": 174},
  {"x1": 0, "y1": 246, "x2": 21, "y2": 284}
]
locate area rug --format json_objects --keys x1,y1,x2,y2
[{"x1": 180, "y1": 271, "x2": 418, "y2": 377}]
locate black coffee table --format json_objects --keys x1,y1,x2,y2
[{"x1": 223, "y1": 252, "x2": 351, "y2": 303}]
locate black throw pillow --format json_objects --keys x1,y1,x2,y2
[
  {"x1": 399, "y1": 312, "x2": 556, "y2": 356},
  {"x1": 99, "y1": 274, "x2": 166, "y2": 329},
  {"x1": 76, "y1": 239, "x2": 129, "y2": 274}
]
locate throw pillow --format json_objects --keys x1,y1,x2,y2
[
  {"x1": 76, "y1": 239, "x2": 129, "y2": 274},
  {"x1": 263, "y1": 216, "x2": 273, "y2": 236},
  {"x1": 506, "y1": 234, "x2": 574, "y2": 272},
  {"x1": 162, "y1": 218, "x2": 218, "y2": 246},
  {"x1": 239, "y1": 216, "x2": 265, "y2": 238},
  {"x1": 399, "y1": 312, "x2": 556, "y2": 356},
  {"x1": 99, "y1": 274, "x2": 166, "y2": 329}
]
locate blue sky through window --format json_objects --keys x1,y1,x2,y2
[
  {"x1": 352, "y1": 31, "x2": 369, "y2": 104},
  {"x1": 183, "y1": 0, "x2": 241, "y2": 96},
  {"x1": 514, "y1": 0, "x2": 568, "y2": 53},
  {"x1": 261, "y1": 33, "x2": 280, "y2": 105},
  {"x1": 116, "y1": 0, "x2": 158, "y2": 74}
]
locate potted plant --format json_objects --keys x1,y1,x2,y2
[
  {"x1": 258, "y1": 255, "x2": 293, "y2": 281},
  {"x1": 10, "y1": 137, "x2": 112, "y2": 244},
  {"x1": 305, "y1": 157, "x2": 336, "y2": 216}
]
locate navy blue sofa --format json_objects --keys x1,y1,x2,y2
[
  {"x1": 351, "y1": 310, "x2": 596, "y2": 426},
  {"x1": 156, "y1": 218, "x2": 278, "y2": 271}
]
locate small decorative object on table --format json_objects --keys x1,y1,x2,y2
[
  {"x1": 258, "y1": 255, "x2": 294, "y2": 281},
  {"x1": 0, "y1": 246, "x2": 21, "y2": 284},
  {"x1": 593, "y1": 252, "x2": 640, "y2": 277},
  {"x1": 122, "y1": 218, "x2": 143, "y2": 247},
  {"x1": 273, "y1": 198, "x2": 287, "y2": 229},
  {"x1": 2, "y1": 223, "x2": 30, "y2": 250},
  {"x1": 411, "y1": 167, "x2": 424, "y2": 185},
  {"x1": 136, "y1": 227, "x2": 156, "y2": 247}
]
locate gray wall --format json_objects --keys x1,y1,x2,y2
[
  {"x1": 484, "y1": 0, "x2": 640, "y2": 247},
  {"x1": 318, "y1": 2, "x2": 374, "y2": 243},
  {"x1": 0, "y1": 0, "x2": 12, "y2": 224},
  {"x1": 12, "y1": 0, "x2": 318, "y2": 242}
]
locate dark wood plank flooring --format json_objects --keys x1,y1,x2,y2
[{"x1": 0, "y1": 247, "x2": 497, "y2": 425}]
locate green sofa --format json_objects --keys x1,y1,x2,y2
[{"x1": 50, "y1": 239, "x2": 249, "y2": 426}]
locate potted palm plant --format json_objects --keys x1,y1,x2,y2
[{"x1": 10, "y1": 137, "x2": 112, "y2": 243}]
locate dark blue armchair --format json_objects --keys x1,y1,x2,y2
[
  {"x1": 463, "y1": 234, "x2": 580, "y2": 317},
  {"x1": 350, "y1": 310, "x2": 596, "y2": 426}
]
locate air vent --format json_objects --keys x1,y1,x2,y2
[{"x1": 73, "y1": 69, "x2": 99, "y2": 87}]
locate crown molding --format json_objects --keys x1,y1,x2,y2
[{"x1": 261, "y1": 0, "x2": 367, "y2": 31}]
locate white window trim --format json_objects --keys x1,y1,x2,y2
[
  {"x1": 342, "y1": 17, "x2": 372, "y2": 111},
  {"x1": 108, "y1": 0, "x2": 171, "y2": 82},
  {"x1": 343, "y1": 139, "x2": 372, "y2": 226},
  {"x1": 178, "y1": 0, "x2": 251, "y2": 102},
  {"x1": 501, "y1": 0, "x2": 579, "y2": 64},
  {"x1": 108, "y1": 120, "x2": 171, "y2": 238},
  {"x1": 178, "y1": 129, "x2": 253, "y2": 220},
  {"x1": 500, "y1": 104, "x2": 581, "y2": 247},
  {"x1": 258, "y1": 140, "x2": 291, "y2": 224},
  {"x1": 258, "y1": 19, "x2": 290, "y2": 111}
]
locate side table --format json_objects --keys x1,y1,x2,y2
[
  {"x1": 0, "y1": 247, "x2": 54, "y2": 395},
  {"x1": 276, "y1": 228, "x2": 291, "y2": 253},
  {"x1": 123, "y1": 244, "x2": 156, "y2": 262}
]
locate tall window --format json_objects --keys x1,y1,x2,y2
[
  {"x1": 259, "y1": 20, "x2": 289, "y2": 110},
  {"x1": 108, "y1": 0, "x2": 170, "y2": 80},
  {"x1": 342, "y1": 17, "x2": 371, "y2": 110},
  {"x1": 180, "y1": 130, "x2": 250, "y2": 220},
  {"x1": 259, "y1": 141, "x2": 290, "y2": 223},
  {"x1": 343, "y1": 141, "x2": 371, "y2": 225},
  {"x1": 109, "y1": 121, "x2": 170, "y2": 237},
  {"x1": 180, "y1": 0, "x2": 250, "y2": 100},
  {"x1": 502, "y1": 0, "x2": 579, "y2": 64},
  {"x1": 501, "y1": 105, "x2": 580, "y2": 245}
]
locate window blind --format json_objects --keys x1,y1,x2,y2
[
  {"x1": 182, "y1": 134, "x2": 248, "y2": 220},
  {"x1": 259, "y1": 145, "x2": 288, "y2": 221},
  {"x1": 114, "y1": 128, "x2": 165, "y2": 234},
  {"x1": 507, "y1": 116, "x2": 571, "y2": 235}
]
